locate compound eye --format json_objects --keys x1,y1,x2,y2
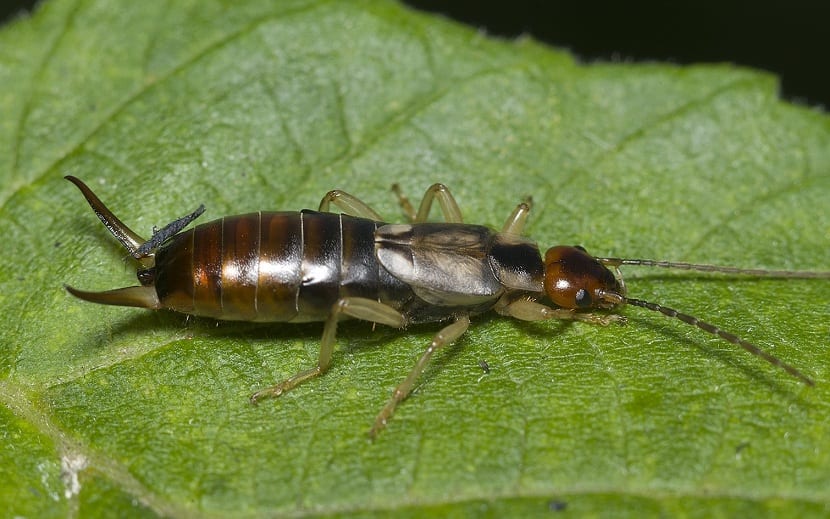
[{"x1": 574, "y1": 288, "x2": 592, "y2": 308}]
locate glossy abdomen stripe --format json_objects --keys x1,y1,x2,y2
[
  {"x1": 256, "y1": 213, "x2": 303, "y2": 322},
  {"x1": 154, "y1": 211, "x2": 396, "y2": 322}
]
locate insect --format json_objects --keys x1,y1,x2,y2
[{"x1": 65, "y1": 176, "x2": 828, "y2": 438}]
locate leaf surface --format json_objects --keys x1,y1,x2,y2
[{"x1": 1, "y1": 0, "x2": 829, "y2": 517}]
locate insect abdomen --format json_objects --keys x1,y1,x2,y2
[{"x1": 154, "y1": 211, "x2": 405, "y2": 322}]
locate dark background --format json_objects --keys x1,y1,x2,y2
[{"x1": 2, "y1": 1, "x2": 828, "y2": 107}]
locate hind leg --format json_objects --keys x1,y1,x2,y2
[
  {"x1": 318, "y1": 190, "x2": 383, "y2": 220},
  {"x1": 250, "y1": 298, "x2": 406, "y2": 402}
]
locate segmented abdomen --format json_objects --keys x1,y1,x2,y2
[{"x1": 153, "y1": 211, "x2": 409, "y2": 322}]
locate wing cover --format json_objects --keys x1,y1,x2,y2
[{"x1": 375, "y1": 223, "x2": 504, "y2": 306}]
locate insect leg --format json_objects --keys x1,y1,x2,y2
[
  {"x1": 497, "y1": 299, "x2": 626, "y2": 326},
  {"x1": 370, "y1": 315, "x2": 471, "y2": 439},
  {"x1": 318, "y1": 190, "x2": 383, "y2": 220},
  {"x1": 391, "y1": 184, "x2": 417, "y2": 222},
  {"x1": 392, "y1": 183, "x2": 464, "y2": 223},
  {"x1": 501, "y1": 197, "x2": 533, "y2": 235},
  {"x1": 250, "y1": 297, "x2": 406, "y2": 403}
]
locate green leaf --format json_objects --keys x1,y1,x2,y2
[{"x1": 1, "y1": 0, "x2": 829, "y2": 517}]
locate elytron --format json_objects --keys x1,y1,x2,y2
[{"x1": 65, "y1": 177, "x2": 828, "y2": 437}]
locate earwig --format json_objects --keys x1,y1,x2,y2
[{"x1": 65, "y1": 177, "x2": 829, "y2": 438}]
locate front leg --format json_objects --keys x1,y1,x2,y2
[
  {"x1": 500, "y1": 197, "x2": 533, "y2": 235},
  {"x1": 497, "y1": 298, "x2": 626, "y2": 326}
]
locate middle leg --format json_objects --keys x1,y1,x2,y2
[
  {"x1": 370, "y1": 315, "x2": 471, "y2": 438},
  {"x1": 391, "y1": 183, "x2": 464, "y2": 223}
]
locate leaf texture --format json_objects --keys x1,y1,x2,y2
[{"x1": 0, "y1": 0, "x2": 828, "y2": 517}]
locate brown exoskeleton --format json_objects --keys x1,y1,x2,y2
[{"x1": 65, "y1": 177, "x2": 828, "y2": 438}]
